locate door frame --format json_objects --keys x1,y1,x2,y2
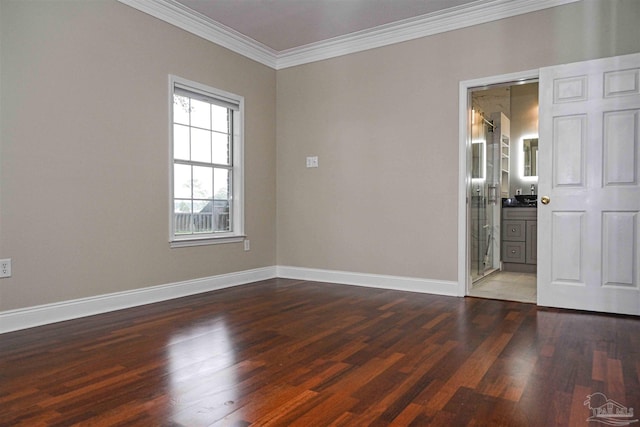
[{"x1": 457, "y1": 69, "x2": 539, "y2": 297}]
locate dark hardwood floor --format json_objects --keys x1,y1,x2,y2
[{"x1": 1, "y1": 278, "x2": 639, "y2": 426}]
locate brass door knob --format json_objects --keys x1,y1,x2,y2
[{"x1": 541, "y1": 196, "x2": 550, "y2": 205}]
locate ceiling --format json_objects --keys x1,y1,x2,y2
[
  {"x1": 118, "y1": 0, "x2": 580, "y2": 69},
  {"x1": 173, "y1": 0, "x2": 479, "y2": 52}
]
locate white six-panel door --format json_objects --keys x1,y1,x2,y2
[{"x1": 538, "y1": 53, "x2": 640, "y2": 316}]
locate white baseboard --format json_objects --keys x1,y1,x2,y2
[
  {"x1": 0, "y1": 266, "x2": 277, "y2": 334},
  {"x1": 277, "y1": 265, "x2": 459, "y2": 296},
  {"x1": 0, "y1": 265, "x2": 460, "y2": 334}
]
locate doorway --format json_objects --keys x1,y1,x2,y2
[
  {"x1": 458, "y1": 53, "x2": 640, "y2": 315},
  {"x1": 457, "y1": 71, "x2": 539, "y2": 303}
]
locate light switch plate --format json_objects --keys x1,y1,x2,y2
[{"x1": 306, "y1": 156, "x2": 319, "y2": 168}]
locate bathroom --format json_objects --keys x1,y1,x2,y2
[{"x1": 468, "y1": 81, "x2": 539, "y2": 303}]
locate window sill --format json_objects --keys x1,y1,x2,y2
[{"x1": 170, "y1": 235, "x2": 245, "y2": 248}]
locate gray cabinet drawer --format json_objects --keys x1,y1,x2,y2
[
  {"x1": 502, "y1": 207, "x2": 537, "y2": 220},
  {"x1": 503, "y1": 220, "x2": 525, "y2": 241},
  {"x1": 502, "y1": 241, "x2": 526, "y2": 263}
]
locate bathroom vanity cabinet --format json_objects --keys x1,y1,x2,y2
[{"x1": 501, "y1": 207, "x2": 537, "y2": 273}]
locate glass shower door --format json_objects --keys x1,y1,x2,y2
[
  {"x1": 470, "y1": 115, "x2": 498, "y2": 282},
  {"x1": 471, "y1": 185, "x2": 493, "y2": 281}
]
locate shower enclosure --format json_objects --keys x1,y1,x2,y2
[{"x1": 470, "y1": 109, "x2": 505, "y2": 282}]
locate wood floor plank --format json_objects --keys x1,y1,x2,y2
[
  {"x1": 568, "y1": 384, "x2": 592, "y2": 427},
  {"x1": 1, "y1": 278, "x2": 639, "y2": 426}
]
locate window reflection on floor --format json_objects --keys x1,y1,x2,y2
[{"x1": 167, "y1": 318, "x2": 239, "y2": 425}]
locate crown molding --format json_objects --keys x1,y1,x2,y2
[
  {"x1": 117, "y1": 0, "x2": 278, "y2": 69},
  {"x1": 118, "y1": 0, "x2": 581, "y2": 70},
  {"x1": 276, "y1": 0, "x2": 581, "y2": 69}
]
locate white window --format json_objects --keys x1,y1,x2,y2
[{"x1": 169, "y1": 76, "x2": 244, "y2": 247}]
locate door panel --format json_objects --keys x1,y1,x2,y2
[
  {"x1": 553, "y1": 115, "x2": 586, "y2": 187},
  {"x1": 604, "y1": 69, "x2": 640, "y2": 97},
  {"x1": 601, "y1": 212, "x2": 637, "y2": 288},
  {"x1": 550, "y1": 211, "x2": 584, "y2": 284},
  {"x1": 603, "y1": 110, "x2": 638, "y2": 185},
  {"x1": 538, "y1": 53, "x2": 640, "y2": 315}
]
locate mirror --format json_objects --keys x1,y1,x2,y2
[
  {"x1": 523, "y1": 138, "x2": 538, "y2": 177},
  {"x1": 472, "y1": 141, "x2": 485, "y2": 179}
]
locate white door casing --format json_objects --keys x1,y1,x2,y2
[{"x1": 538, "y1": 53, "x2": 640, "y2": 315}]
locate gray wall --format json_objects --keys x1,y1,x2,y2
[
  {"x1": 276, "y1": 0, "x2": 640, "y2": 281},
  {"x1": 0, "y1": 0, "x2": 277, "y2": 311},
  {"x1": 1, "y1": 0, "x2": 639, "y2": 312}
]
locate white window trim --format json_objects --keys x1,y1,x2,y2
[{"x1": 168, "y1": 75, "x2": 245, "y2": 248}]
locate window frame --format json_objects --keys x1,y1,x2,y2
[{"x1": 168, "y1": 75, "x2": 244, "y2": 247}]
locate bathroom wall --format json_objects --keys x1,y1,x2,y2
[
  {"x1": 509, "y1": 83, "x2": 540, "y2": 197},
  {"x1": 472, "y1": 83, "x2": 539, "y2": 199}
]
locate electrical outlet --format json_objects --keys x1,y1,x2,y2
[
  {"x1": 243, "y1": 239, "x2": 250, "y2": 251},
  {"x1": 0, "y1": 259, "x2": 11, "y2": 278}
]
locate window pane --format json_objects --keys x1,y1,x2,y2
[
  {"x1": 193, "y1": 166, "x2": 213, "y2": 199},
  {"x1": 173, "y1": 95, "x2": 190, "y2": 125},
  {"x1": 214, "y1": 200, "x2": 230, "y2": 232},
  {"x1": 195, "y1": 200, "x2": 212, "y2": 213},
  {"x1": 212, "y1": 132, "x2": 230, "y2": 165},
  {"x1": 193, "y1": 200, "x2": 213, "y2": 233},
  {"x1": 190, "y1": 98, "x2": 211, "y2": 129},
  {"x1": 173, "y1": 124, "x2": 190, "y2": 160},
  {"x1": 191, "y1": 128, "x2": 211, "y2": 163},
  {"x1": 211, "y1": 105, "x2": 229, "y2": 133},
  {"x1": 174, "y1": 164, "x2": 191, "y2": 199},
  {"x1": 174, "y1": 200, "x2": 192, "y2": 234},
  {"x1": 214, "y1": 168, "x2": 229, "y2": 200},
  {"x1": 171, "y1": 79, "x2": 242, "y2": 240}
]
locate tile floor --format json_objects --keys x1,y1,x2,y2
[{"x1": 469, "y1": 271, "x2": 537, "y2": 303}]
